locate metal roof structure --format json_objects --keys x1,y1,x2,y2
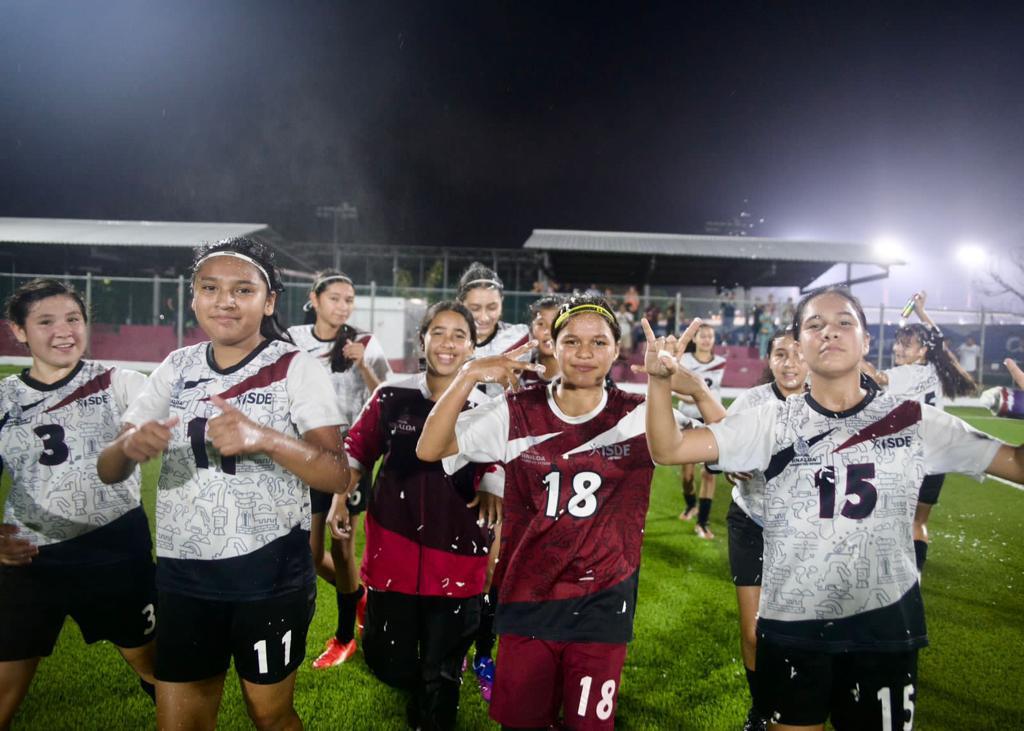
[
  {"x1": 0, "y1": 217, "x2": 269, "y2": 248},
  {"x1": 523, "y1": 229, "x2": 903, "y2": 290}
]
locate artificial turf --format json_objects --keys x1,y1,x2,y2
[{"x1": 2, "y1": 393, "x2": 1022, "y2": 729}]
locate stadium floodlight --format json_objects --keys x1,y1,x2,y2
[
  {"x1": 956, "y1": 243, "x2": 988, "y2": 268},
  {"x1": 872, "y1": 236, "x2": 907, "y2": 263}
]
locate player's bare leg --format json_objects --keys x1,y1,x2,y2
[
  {"x1": 913, "y1": 502, "x2": 932, "y2": 575},
  {"x1": 694, "y1": 468, "x2": 717, "y2": 539},
  {"x1": 240, "y1": 671, "x2": 302, "y2": 731},
  {"x1": 0, "y1": 658, "x2": 39, "y2": 731},
  {"x1": 313, "y1": 515, "x2": 364, "y2": 669},
  {"x1": 117, "y1": 640, "x2": 157, "y2": 700},
  {"x1": 679, "y1": 464, "x2": 698, "y2": 520},
  {"x1": 156, "y1": 674, "x2": 226, "y2": 731},
  {"x1": 309, "y1": 513, "x2": 336, "y2": 584}
]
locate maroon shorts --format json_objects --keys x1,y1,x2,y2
[{"x1": 489, "y1": 634, "x2": 628, "y2": 730}]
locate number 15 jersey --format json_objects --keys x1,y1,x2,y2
[
  {"x1": 707, "y1": 390, "x2": 1001, "y2": 652},
  {"x1": 444, "y1": 383, "x2": 674, "y2": 644}
]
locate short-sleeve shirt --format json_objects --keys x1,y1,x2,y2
[
  {"x1": 443, "y1": 383, "x2": 676, "y2": 643},
  {"x1": 0, "y1": 361, "x2": 150, "y2": 566},
  {"x1": 957, "y1": 343, "x2": 980, "y2": 372},
  {"x1": 346, "y1": 373, "x2": 494, "y2": 598},
  {"x1": 472, "y1": 321, "x2": 531, "y2": 398},
  {"x1": 122, "y1": 339, "x2": 343, "y2": 600},
  {"x1": 883, "y1": 362, "x2": 944, "y2": 411},
  {"x1": 707, "y1": 390, "x2": 1001, "y2": 652},
  {"x1": 287, "y1": 323, "x2": 392, "y2": 429},
  {"x1": 725, "y1": 382, "x2": 787, "y2": 526},
  {"x1": 679, "y1": 352, "x2": 726, "y2": 420}
]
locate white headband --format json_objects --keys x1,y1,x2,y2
[
  {"x1": 313, "y1": 274, "x2": 353, "y2": 291},
  {"x1": 195, "y1": 251, "x2": 272, "y2": 288},
  {"x1": 462, "y1": 277, "x2": 502, "y2": 290}
]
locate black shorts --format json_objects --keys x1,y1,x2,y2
[
  {"x1": 309, "y1": 487, "x2": 334, "y2": 515},
  {"x1": 727, "y1": 501, "x2": 763, "y2": 587},
  {"x1": 0, "y1": 559, "x2": 156, "y2": 661},
  {"x1": 155, "y1": 586, "x2": 315, "y2": 684},
  {"x1": 344, "y1": 469, "x2": 371, "y2": 515},
  {"x1": 755, "y1": 637, "x2": 918, "y2": 730},
  {"x1": 918, "y1": 473, "x2": 945, "y2": 506}
]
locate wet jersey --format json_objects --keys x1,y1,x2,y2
[
  {"x1": 346, "y1": 373, "x2": 497, "y2": 598},
  {"x1": 123, "y1": 339, "x2": 343, "y2": 600},
  {"x1": 883, "y1": 362, "x2": 944, "y2": 411},
  {"x1": 726, "y1": 382, "x2": 787, "y2": 526},
  {"x1": 0, "y1": 361, "x2": 149, "y2": 566},
  {"x1": 679, "y1": 352, "x2": 726, "y2": 420},
  {"x1": 707, "y1": 390, "x2": 1001, "y2": 652},
  {"x1": 287, "y1": 323, "x2": 391, "y2": 428},
  {"x1": 444, "y1": 384, "x2": 690, "y2": 643}
]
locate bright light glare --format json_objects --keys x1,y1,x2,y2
[
  {"x1": 956, "y1": 244, "x2": 988, "y2": 268},
  {"x1": 872, "y1": 237, "x2": 907, "y2": 263}
]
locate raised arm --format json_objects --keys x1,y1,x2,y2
[
  {"x1": 641, "y1": 318, "x2": 720, "y2": 465},
  {"x1": 416, "y1": 342, "x2": 538, "y2": 462}
]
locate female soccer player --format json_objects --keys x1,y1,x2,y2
[
  {"x1": 327, "y1": 300, "x2": 497, "y2": 730},
  {"x1": 724, "y1": 328, "x2": 808, "y2": 731},
  {"x1": 98, "y1": 238, "x2": 349, "y2": 731},
  {"x1": 417, "y1": 294, "x2": 725, "y2": 730},
  {"x1": 288, "y1": 270, "x2": 392, "y2": 669},
  {"x1": 456, "y1": 261, "x2": 530, "y2": 362},
  {"x1": 678, "y1": 322, "x2": 726, "y2": 538},
  {"x1": 518, "y1": 294, "x2": 564, "y2": 387},
  {"x1": 0, "y1": 279, "x2": 156, "y2": 729},
  {"x1": 645, "y1": 285, "x2": 1023, "y2": 731},
  {"x1": 862, "y1": 292, "x2": 976, "y2": 571}
]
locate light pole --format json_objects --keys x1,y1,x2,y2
[{"x1": 316, "y1": 202, "x2": 359, "y2": 270}]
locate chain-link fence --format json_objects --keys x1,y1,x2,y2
[{"x1": 1, "y1": 272, "x2": 1020, "y2": 388}]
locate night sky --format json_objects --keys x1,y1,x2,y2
[{"x1": 3, "y1": 1, "x2": 1024, "y2": 268}]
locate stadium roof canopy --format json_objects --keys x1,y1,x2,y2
[
  {"x1": 0, "y1": 217, "x2": 275, "y2": 275},
  {"x1": 523, "y1": 229, "x2": 902, "y2": 290}
]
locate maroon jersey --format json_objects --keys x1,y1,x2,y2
[
  {"x1": 346, "y1": 373, "x2": 494, "y2": 598},
  {"x1": 444, "y1": 383, "x2": 660, "y2": 643}
]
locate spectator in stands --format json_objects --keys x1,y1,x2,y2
[
  {"x1": 624, "y1": 285, "x2": 640, "y2": 314},
  {"x1": 616, "y1": 302, "x2": 635, "y2": 354},
  {"x1": 958, "y1": 336, "x2": 981, "y2": 376}
]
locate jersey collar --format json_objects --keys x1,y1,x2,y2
[
  {"x1": 804, "y1": 387, "x2": 876, "y2": 419},
  {"x1": 20, "y1": 359, "x2": 85, "y2": 392},
  {"x1": 545, "y1": 381, "x2": 608, "y2": 424},
  {"x1": 205, "y1": 339, "x2": 273, "y2": 376}
]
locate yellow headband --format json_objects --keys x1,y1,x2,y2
[{"x1": 553, "y1": 304, "x2": 616, "y2": 331}]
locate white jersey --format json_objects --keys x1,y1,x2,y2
[
  {"x1": 708, "y1": 390, "x2": 1001, "y2": 652},
  {"x1": 679, "y1": 352, "x2": 727, "y2": 420},
  {"x1": 123, "y1": 339, "x2": 343, "y2": 600},
  {"x1": 883, "y1": 362, "x2": 944, "y2": 410},
  {"x1": 471, "y1": 321, "x2": 531, "y2": 397},
  {"x1": 0, "y1": 361, "x2": 147, "y2": 564},
  {"x1": 725, "y1": 382, "x2": 787, "y2": 526},
  {"x1": 287, "y1": 324, "x2": 392, "y2": 429}
]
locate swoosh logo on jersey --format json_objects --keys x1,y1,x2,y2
[
  {"x1": 0, "y1": 412, "x2": 9, "y2": 433},
  {"x1": 507, "y1": 431, "x2": 563, "y2": 463},
  {"x1": 183, "y1": 377, "x2": 215, "y2": 390},
  {"x1": 202, "y1": 350, "x2": 298, "y2": 403},
  {"x1": 44, "y1": 370, "x2": 112, "y2": 413},
  {"x1": 764, "y1": 429, "x2": 835, "y2": 482},
  {"x1": 19, "y1": 397, "x2": 48, "y2": 414},
  {"x1": 833, "y1": 401, "x2": 922, "y2": 453},
  {"x1": 562, "y1": 405, "x2": 645, "y2": 458}
]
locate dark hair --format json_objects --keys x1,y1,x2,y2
[
  {"x1": 895, "y1": 323, "x2": 976, "y2": 398},
  {"x1": 311, "y1": 269, "x2": 354, "y2": 297},
  {"x1": 191, "y1": 236, "x2": 293, "y2": 344},
  {"x1": 6, "y1": 278, "x2": 88, "y2": 327},
  {"x1": 759, "y1": 327, "x2": 797, "y2": 384},
  {"x1": 529, "y1": 295, "x2": 565, "y2": 318},
  {"x1": 326, "y1": 324, "x2": 362, "y2": 373},
  {"x1": 791, "y1": 285, "x2": 869, "y2": 340},
  {"x1": 457, "y1": 262, "x2": 504, "y2": 300},
  {"x1": 418, "y1": 300, "x2": 477, "y2": 345},
  {"x1": 550, "y1": 293, "x2": 620, "y2": 343}
]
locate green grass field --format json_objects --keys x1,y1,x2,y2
[{"x1": 2, "y1": 377, "x2": 1023, "y2": 728}]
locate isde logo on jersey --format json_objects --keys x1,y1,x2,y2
[
  {"x1": 876, "y1": 435, "x2": 912, "y2": 450},
  {"x1": 237, "y1": 392, "x2": 274, "y2": 406},
  {"x1": 587, "y1": 443, "x2": 631, "y2": 461}
]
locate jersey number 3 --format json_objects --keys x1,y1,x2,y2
[
  {"x1": 814, "y1": 463, "x2": 877, "y2": 519},
  {"x1": 543, "y1": 470, "x2": 603, "y2": 519},
  {"x1": 34, "y1": 425, "x2": 70, "y2": 466}
]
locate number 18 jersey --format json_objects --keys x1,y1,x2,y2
[
  {"x1": 707, "y1": 390, "x2": 1001, "y2": 652},
  {"x1": 444, "y1": 384, "x2": 671, "y2": 644}
]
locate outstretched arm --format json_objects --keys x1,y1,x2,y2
[
  {"x1": 416, "y1": 342, "x2": 539, "y2": 462},
  {"x1": 641, "y1": 318, "x2": 720, "y2": 465}
]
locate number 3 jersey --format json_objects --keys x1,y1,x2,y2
[
  {"x1": 707, "y1": 390, "x2": 1002, "y2": 652},
  {"x1": 443, "y1": 384, "x2": 678, "y2": 644},
  {"x1": 123, "y1": 339, "x2": 343, "y2": 600},
  {"x1": 678, "y1": 352, "x2": 726, "y2": 420},
  {"x1": 0, "y1": 361, "x2": 148, "y2": 566}
]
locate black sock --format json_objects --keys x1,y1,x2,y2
[
  {"x1": 684, "y1": 492, "x2": 697, "y2": 511},
  {"x1": 335, "y1": 585, "x2": 365, "y2": 643},
  {"x1": 745, "y1": 667, "x2": 757, "y2": 703},
  {"x1": 475, "y1": 587, "x2": 498, "y2": 659},
  {"x1": 697, "y1": 498, "x2": 712, "y2": 527},
  {"x1": 914, "y1": 540, "x2": 928, "y2": 571},
  {"x1": 139, "y1": 678, "x2": 156, "y2": 703}
]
